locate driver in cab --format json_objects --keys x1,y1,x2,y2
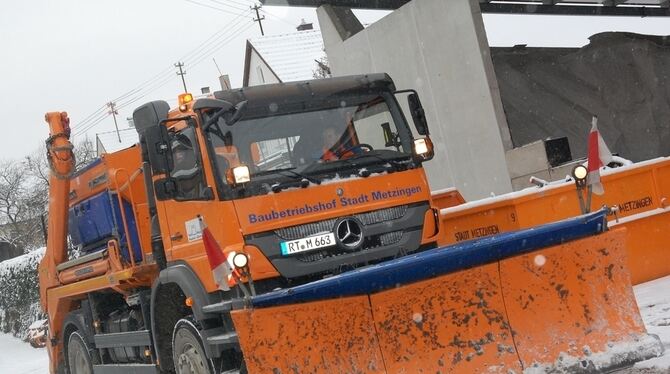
[{"x1": 319, "y1": 126, "x2": 366, "y2": 162}]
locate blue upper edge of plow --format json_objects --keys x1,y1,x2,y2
[{"x1": 251, "y1": 209, "x2": 608, "y2": 308}]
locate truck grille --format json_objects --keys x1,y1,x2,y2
[{"x1": 274, "y1": 205, "x2": 408, "y2": 240}]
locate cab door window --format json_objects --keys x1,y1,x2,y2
[{"x1": 169, "y1": 126, "x2": 208, "y2": 200}]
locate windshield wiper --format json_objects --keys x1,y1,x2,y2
[
  {"x1": 250, "y1": 167, "x2": 322, "y2": 193},
  {"x1": 336, "y1": 151, "x2": 410, "y2": 175},
  {"x1": 279, "y1": 169, "x2": 322, "y2": 185},
  {"x1": 251, "y1": 167, "x2": 297, "y2": 178},
  {"x1": 251, "y1": 167, "x2": 320, "y2": 183}
]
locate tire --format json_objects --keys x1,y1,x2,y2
[
  {"x1": 172, "y1": 319, "x2": 216, "y2": 374},
  {"x1": 67, "y1": 331, "x2": 93, "y2": 374}
]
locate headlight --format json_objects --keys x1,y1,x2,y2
[
  {"x1": 232, "y1": 253, "x2": 249, "y2": 269},
  {"x1": 572, "y1": 165, "x2": 588, "y2": 181},
  {"x1": 232, "y1": 165, "x2": 250, "y2": 184},
  {"x1": 413, "y1": 137, "x2": 434, "y2": 160}
]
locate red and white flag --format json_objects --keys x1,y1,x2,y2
[
  {"x1": 199, "y1": 217, "x2": 234, "y2": 291},
  {"x1": 586, "y1": 116, "x2": 613, "y2": 195}
]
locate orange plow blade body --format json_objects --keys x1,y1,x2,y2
[{"x1": 231, "y1": 210, "x2": 663, "y2": 373}]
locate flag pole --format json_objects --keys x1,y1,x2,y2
[{"x1": 585, "y1": 185, "x2": 592, "y2": 213}]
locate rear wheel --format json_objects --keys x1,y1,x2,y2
[
  {"x1": 172, "y1": 319, "x2": 215, "y2": 374},
  {"x1": 67, "y1": 331, "x2": 93, "y2": 374}
]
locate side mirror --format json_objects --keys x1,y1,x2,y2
[
  {"x1": 192, "y1": 98, "x2": 233, "y2": 112},
  {"x1": 223, "y1": 100, "x2": 248, "y2": 126},
  {"x1": 197, "y1": 99, "x2": 247, "y2": 130},
  {"x1": 408, "y1": 93, "x2": 429, "y2": 136},
  {"x1": 132, "y1": 101, "x2": 170, "y2": 133},
  {"x1": 143, "y1": 125, "x2": 173, "y2": 174}
]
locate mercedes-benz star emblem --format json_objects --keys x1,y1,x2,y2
[{"x1": 335, "y1": 218, "x2": 364, "y2": 251}]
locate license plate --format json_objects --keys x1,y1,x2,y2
[{"x1": 280, "y1": 233, "x2": 336, "y2": 256}]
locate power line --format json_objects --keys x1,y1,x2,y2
[
  {"x1": 71, "y1": 106, "x2": 107, "y2": 130},
  {"x1": 85, "y1": 5, "x2": 250, "y2": 118},
  {"x1": 72, "y1": 6, "x2": 253, "y2": 135},
  {"x1": 260, "y1": 8, "x2": 299, "y2": 27},
  {"x1": 114, "y1": 18, "x2": 254, "y2": 112},
  {"x1": 218, "y1": 0, "x2": 256, "y2": 9},
  {"x1": 73, "y1": 111, "x2": 112, "y2": 137},
  {"x1": 185, "y1": 14, "x2": 254, "y2": 68},
  {"x1": 116, "y1": 15, "x2": 253, "y2": 110},
  {"x1": 184, "y1": 0, "x2": 247, "y2": 16},
  {"x1": 206, "y1": 0, "x2": 249, "y2": 12}
]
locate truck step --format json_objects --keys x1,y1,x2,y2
[
  {"x1": 202, "y1": 300, "x2": 233, "y2": 314},
  {"x1": 221, "y1": 370, "x2": 241, "y2": 374},
  {"x1": 207, "y1": 331, "x2": 239, "y2": 346},
  {"x1": 93, "y1": 363, "x2": 158, "y2": 374},
  {"x1": 94, "y1": 330, "x2": 152, "y2": 348}
]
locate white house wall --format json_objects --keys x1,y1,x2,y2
[{"x1": 247, "y1": 49, "x2": 281, "y2": 87}]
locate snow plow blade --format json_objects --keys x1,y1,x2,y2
[{"x1": 231, "y1": 209, "x2": 663, "y2": 373}]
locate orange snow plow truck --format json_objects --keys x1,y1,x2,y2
[{"x1": 39, "y1": 74, "x2": 663, "y2": 374}]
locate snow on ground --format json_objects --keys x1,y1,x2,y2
[
  {"x1": 629, "y1": 275, "x2": 670, "y2": 372},
  {"x1": 0, "y1": 333, "x2": 49, "y2": 374},
  {"x1": 1, "y1": 275, "x2": 668, "y2": 374}
]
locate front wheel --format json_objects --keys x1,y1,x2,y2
[
  {"x1": 67, "y1": 331, "x2": 93, "y2": 374},
  {"x1": 173, "y1": 319, "x2": 216, "y2": 374}
]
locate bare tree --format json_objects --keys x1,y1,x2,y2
[
  {"x1": 0, "y1": 137, "x2": 98, "y2": 253},
  {"x1": 0, "y1": 160, "x2": 43, "y2": 251},
  {"x1": 73, "y1": 137, "x2": 96, "y2": 171},
  {"x1": 313, "y1": 55, "x2": 331, "y2": 79}
]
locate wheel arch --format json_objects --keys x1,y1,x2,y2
[
  {"x1": 61, "y1": 309, "x2": 96, "y2": 373},
  {"x1": 151, "y1": 262, "x2": 219, "y2": 372}
]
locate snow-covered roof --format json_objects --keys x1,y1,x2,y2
[{"x1": 244, "y1": 29, "x2": 325, "y2": 86}]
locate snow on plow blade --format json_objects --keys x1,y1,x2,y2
[{"x1": 231, "y1": 210, "x2": 664, "y2": 373}]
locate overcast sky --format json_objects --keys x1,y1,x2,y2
[{"x1": 1, "y1": 0, "x2": 667, "y2": 161}]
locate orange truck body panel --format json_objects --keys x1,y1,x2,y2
[
  {"x1": 437, "y1": 157, "x2": 670, "y2": 284},
  {"x1": 231, "y1": 228, "x2": 657, "y2": 373}
]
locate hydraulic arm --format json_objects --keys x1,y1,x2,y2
[{"x1": 39, "y1": 112, "x2": 75, "y2": 308}]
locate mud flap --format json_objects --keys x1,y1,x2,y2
[{"x1": 231, "y1": 220, "x2": 663, "y2": 373}]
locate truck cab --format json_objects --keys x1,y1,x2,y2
[{"x1": 141, "y1": 73, "x2": 439, "y2": 292}]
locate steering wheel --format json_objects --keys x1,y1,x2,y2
[{"x1": 339, "y1": 143, "x2": 373, "y2": 159}]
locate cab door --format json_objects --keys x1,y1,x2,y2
[{"x1": 156, "y1": 120, "x2": 242, "y2": 288}]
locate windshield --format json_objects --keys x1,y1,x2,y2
[{"x1": 205, "y1": 93, "x2": 414, "y2": 193}]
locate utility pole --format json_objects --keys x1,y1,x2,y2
[
  {"x1": 175, "y1": 61, "x2": 188, "y2": 93},
  {"x1": 107, "y1": 101, "x2": 121, "y2": 143},
  {"x1": 251, "y1": 3, "x2": 265, "y2": 36}
]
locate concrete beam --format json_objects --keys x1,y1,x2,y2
[
  {"x1": 263, "y1": 0, "x2": 670, "y2": 15},
  {"x1": 479, "y1": 3, "x2": 670, "y2": 16},
  {"x1": 261, "y1": 0, "x2": 408, "y2": 10},
  {"x1": 318, "y1": 5, "x2": 364, "y2": 43}
]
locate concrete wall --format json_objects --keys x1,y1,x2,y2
[
  {"x1": 491, "y1": 33, "x2": 670, "y2": 162},
  {"x1": 317, "y1": 0, "x2": 513, "y2": 200},
  {"x1": 505, "y1": 140, "x2": 577, "y2": 191}
]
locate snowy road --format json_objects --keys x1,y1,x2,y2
[
  {"x1": 0, "y1": 333, "x2": 49, "y2": 374},
  {"x1": 2, "y1": 276, "x2": 669, "y2": 374}
]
